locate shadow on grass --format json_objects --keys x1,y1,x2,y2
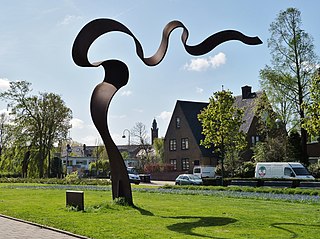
[
  {"x1": 165, "y1": 216, "x2": 237, "y2": 238},
  {"x1": 133, "y1": 205, "x2": 154, "y2": 216},
  {"x1": 271, "y1": 223, "x2": 320, "y2": 238}
]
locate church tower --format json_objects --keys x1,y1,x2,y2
[{"x1": 151, "y1": 118, "x2": 159, "y2": 144}]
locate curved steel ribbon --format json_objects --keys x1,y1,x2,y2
[
  {"x1": 72, "y1": 18, "x2": 262, "y2": 205},
  {"x1": 72, "y1": 19, "x2": 262, "y2": 68}
]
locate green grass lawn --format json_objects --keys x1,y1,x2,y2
[{"x1": 0, "y1": 185, "x2": 319, "y2": 239}]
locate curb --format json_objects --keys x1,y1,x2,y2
[{"x1": 0, "y1": 214, "x2": 91, "y2": 239}]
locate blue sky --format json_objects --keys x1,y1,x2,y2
[{"x1": 0, "y1": 0, "x2": 319, "y2": 146}]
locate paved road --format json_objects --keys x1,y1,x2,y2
[{"x1": 0, "y1": 214, "x2": 90, "y2": 239}]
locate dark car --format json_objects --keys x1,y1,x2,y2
[{"x1": 175, "y1": 174, "x2": 203, "y2": 185}]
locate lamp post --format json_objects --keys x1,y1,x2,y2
[
  {"x1": 122, "y1": 129, "x2": 131, "y2": 145},
  {"x1": 0, "y1": 113, "x2": 6, "y2": 157},
  {"x1": 66, "y1": 144, "x2": 72, "y2": 174},
  {"x1": 275, "y1": 118, "x2": 281, "y2": 129}
]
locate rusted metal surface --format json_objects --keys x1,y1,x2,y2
[{"x1": 72, "y1": 19, "x2": 262, "y2": 205}]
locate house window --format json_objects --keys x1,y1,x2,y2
[
  {"x1": 169, "y1": 139, "x2": 177, "y2": 151},
  {"x1": 194, "y1": 160, "x2": 200, "y2": 166},
  {"x1": 176, "y1": 117, "x2": 181, "y2": 128},
  {"x1": 181, "y1": 158, "x2": 190, "y2": 170},
  {"x1": 170, "y1": 159, "x2": 177, "y2": 170},
  {"x1": 181, "y1": 138, "x2": 189, "y2": 150},
  {"x1": 251, "y1": 135, "x2": 260, "y2": 146}
]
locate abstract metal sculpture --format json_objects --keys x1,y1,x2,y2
[{"x1": 72, "y1": 19, "x2": 262, "y2": 205}]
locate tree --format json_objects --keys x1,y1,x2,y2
[
  {"x1": 254, "y1": 92, "x2": 280, "y2": 140},
  {"x1": 198, "y1": 90, "x2": 247, "y2": 178},
  {"x1": 50, "y1": 157, "x2": 63, "y2": 178},
  {"x1": 153, "y1": 138, "x2": 164, "y2": 163},
  {"x1": 260, "y1": 71, "x2": 295, "y2": 129},
  {"x1": 0, "y1": 81, "x2": 72, "y2": 177},
  {"x1": 260, "y1": 8, "x2": 319, "y2": 165},
  {"x1": 252, "y1": 93, "x2": 289, "y2": 162},
  {"x1": 303, "y1": 70, "x2": 320, "y2": 137},
  {"x1": 253, "y1": 138, "x2": 288, "y2": 163},
  {"x1": 287, "y1": 130, "x2": 302, "y2": 162},
  {"x1": 131, "y1": 122, "x2": 151, "y2": 169},
  {"x1": 94, "y1": 145, "x2": 110, "y2": 176},
  {"x1": 0, "y1": 112, "x2": 10, "y2": 158}
]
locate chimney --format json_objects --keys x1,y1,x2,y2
[{"x1": 241, "y1": 85, "x2": 252, "y2": 99}]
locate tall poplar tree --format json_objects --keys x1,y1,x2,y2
[{"x1": 260, "y1": 8, "x2": 319, "y2": 165}]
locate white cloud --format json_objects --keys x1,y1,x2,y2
[
  {"x1": 184, "y1": 58, "x2": 210, "y2": 71},
  {"x1": 0, "y1": 78, "x2": 10, "y2": 90},
  {"x1": 71, "y1": 118, "x2": 85, "y2": 129},
  {"x1": 209, "y1": 52, "x2": 227, "y2": 68},
  {"x1": 184, "y1": 52, "x2": 226, "y2": 71},
  {"x1": 121, "y1": 90, "x2": 132, "y2": 96},
  {"x1": 196, "y1": 87, "x2": 204, "y2": 94},
  {"x1": 157, "y1": 111, "x2": 172, "y2": 121}
]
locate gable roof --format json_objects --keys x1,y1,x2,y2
[
  {"x1": 174, "y1": 91, "x2": 262, "y2": 141},
  {"x1": 235, "y1": 91, "x2": 262, "y2": 133},
  {"x1": 177, "y1": 100, "x2": 208, "y2": 142},
  {"x1": 176, "y1": 100, "x2": 213, "y2": 156}
]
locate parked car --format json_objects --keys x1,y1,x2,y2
[
  {"x1": 175, "y1": 174, "x2": 203, "y2": 185},
  {"x1": 127, "y1": 167, "x2": 141, "y2": 185},
  {"x1": 108, "y1": 167, "x2": 141, "y2": 184}
]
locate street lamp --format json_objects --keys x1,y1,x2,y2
[
  {"x1": 66, "y1": 144, "x2": 72, "y2": 174},
  {"x1": 275, "y1": 118, "x2": 281, "y2": 129},
  {"x1": 122, "y1": 129, "x2": 131, "y2": 145}
]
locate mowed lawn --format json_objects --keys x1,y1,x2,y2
[{"x1": 0, "y1": 185, "x2": 319, "y2": 239}]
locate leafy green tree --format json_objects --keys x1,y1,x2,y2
[
  {"x1": 50, "y1": 157, "x2": 63, "y2": 178},
  {"x1": 121, "y1": 151, "x2": 129, "y2": 160},
  {"x1": 198, "y1": 90, "x2": 247, "y2": 178},
  {"x1": 259, "y1": 72, "x2": 295, "y2": 130},
  {"x1": 253, "y1": 138, "x2": 288, "y2": 162},
  {"x1": 254, "y1": 93, "x2": 280, "y2": 139},
  {"x1": 0, "y1": 81, "x2": 72, "y2": 177},
  {"x1": 153, "y1": 138, "x2": 164, "y2": 163},
  {"x1": 92, "y1": 145, "x2": 110, "y2": 176},
  {"x1": 303, "y1": 70, "x2": 320, "y2": 137},
  {"x1": 287, "y1": 130, "x2": 302, "y2": 162},
  {"x1": 260, "y1": 8, "x2": 319, "y2": 165},
  {"x1": 252, "y1": 93, "x2": 289, "y2": 162}
]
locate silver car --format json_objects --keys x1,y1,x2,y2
[{"x1": 175, "y1": 174, "x2": 203, "y2": 185}]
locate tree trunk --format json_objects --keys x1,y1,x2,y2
[{"x1": 37, "y1": 151, "x2": 44, "y2": 178}]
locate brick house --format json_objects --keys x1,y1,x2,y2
[{"x1": 164, "y1": 86, "x2": 262, "y2": 172}]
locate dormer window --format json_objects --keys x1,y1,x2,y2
[{"x1": 176, "y1": 117, "x2": 181, "y2": 128}]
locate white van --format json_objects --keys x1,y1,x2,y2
[
  {"x1": 255, "y1": 162, "x2": 314, "y2": 180},
  {"x1": 193, "y1": 166, "x2": 215, "y2": 178}
]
